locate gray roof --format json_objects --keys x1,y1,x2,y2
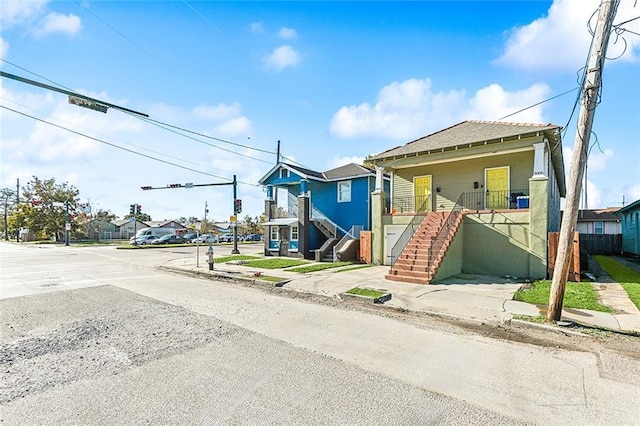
[
  {"x1": 259, "y1": 162, "x2": 376, "y2": 185},
  {"x1": 323, "y1": 163, "x2": 375, "y2": 180},
  {"x1": 370, "y1": 120, "x2": 561, "y2": 160},
  {"x1": 576, "y1": 208, "x2": 621, "y2": 222}
]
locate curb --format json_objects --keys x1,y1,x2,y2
[
  {"x1": 340, "y1": 292, "x2": 392, "y2": 305},
  {"x1": 159, "y1": 265, "x2": 288, "y2": 289}
]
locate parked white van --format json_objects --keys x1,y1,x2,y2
[{"x1": 130, "y1": 227, "x2": 176, "y2": 244}]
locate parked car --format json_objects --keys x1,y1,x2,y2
[
  {"x1": 130, "y1": 235, "x2": 158, "y2": 245},
  {"x1": 151, "y1": 234, "x2": 186, "y2": 245},
  {"x1": 219, "y1": 233, "x2": 234, "y2": 243},
  {"x1": 192, "y1": 234, "x2": 218, "y2": 244},
  {"x1": 181, "y1": 233, "x2": 198, "y2": 242},
  {"x1": 243, "y1": 234, "x2": 262, "y2": 242}
]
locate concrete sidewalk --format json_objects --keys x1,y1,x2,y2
[{"x1": 162, "y1": 255, "x2": 640, "y2": 335}]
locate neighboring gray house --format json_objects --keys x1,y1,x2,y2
[
  {"x1": 113, "y1": 218, "x2": 149, "y2": 239},
  {"x1": 575, "y1": 208, "x2": 621, "y2": 235}
]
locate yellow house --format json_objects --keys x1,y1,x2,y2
[{"x1": 367, "y1": 120, "x2": 566, "y2": 284}]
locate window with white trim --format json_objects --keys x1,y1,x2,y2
[
  {"x1": 270, "y1": 226, "x2": 279, "y2": 240},
  {"x1": 337, "y1": 180, "x2": 351, "y2": 203},
  {"x1": 279, "y1": 168, "x2": 290, "y2": 179},
  {"x1": 290, "y1": 225, "x2": 298, "y2": 241},
  {"x1": 594, "y1": 221, "x2": 604, "y2": 234}
]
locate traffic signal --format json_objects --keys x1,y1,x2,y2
[
  {"x1": 235, "y1": 199, "x2": 242, "y2": 214},
  {"x1": 137, "y1": 204, "x2": 142, "y2": 214},
  {"x1": 130, "y1": 204, "x2": 136, "y2": 214}
]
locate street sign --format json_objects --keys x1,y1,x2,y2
[
  {"x1": 196, "y1": 222, "x2": 201, "y2": 231},
  {"x1": 68, "y1": 95, "x2": 108, "y2": 113},
  {"x1": 230, "y1": 215, "x2": 237, "y2": 222},
  {"x1": 65, "y1": 222, "x2": 71, "y2": 231}
]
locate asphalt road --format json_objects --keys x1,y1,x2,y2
[{"x1": 1, "y1": 243, "x2": 639, "y2": 425}]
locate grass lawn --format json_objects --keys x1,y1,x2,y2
[
  {"x1": 287, "y1": 261, "x2": 353, "y2": 273},
  {"x1": 243, "y1": 258, "x2": 308, "y2": 269},
  {"x1": 593, "y1": 255, "x2": 640, "y2": 310},
  {"x1": 619, "y1": 283, "x2": 640, "y2": 310},
  {"x1": 345, "y1": 287, "x2": 385, "y2": 298},
  {"x1": 215, "y1": 255, "x2": 261, "y2": 263},
  {"x1": 514, "y1": 280, "x2": 611, "y2": 312}
]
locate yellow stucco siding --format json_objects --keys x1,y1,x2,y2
[{"x1": 392, "y1": 151, "x2": 534, "y2": 211}]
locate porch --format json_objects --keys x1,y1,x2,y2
[{"x1": 388, "y1": 188, "x2": 530, "y2": 215}]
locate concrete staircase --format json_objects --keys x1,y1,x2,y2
[{"x1": 386, "y1": 211, "x2": 463, "y2": 284}]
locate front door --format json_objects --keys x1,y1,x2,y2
[
  {"x1": 485, "y1": 166, "x2": 509, "y2": 209},
  {"x1": 413, "y1": 175, "x2": 432, "y2": 212}
]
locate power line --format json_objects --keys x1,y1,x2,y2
[
  {"x1": 0, "y1": 67, "x2": 276, "y2": 163},
  {"x1": 0, "y1": 104, "x2": 258, "y2": 187},
  {"x1": 0, "y1": 95, "x2": 240, "y2": 176}
]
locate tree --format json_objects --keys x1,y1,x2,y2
[
  {"x1": 241, "y1": 215, "x2": 263, "y2": 234},
  {"x1": 76, "y1": 209, "x2": 118, "y2": 241},
  {"x1": 124, "y1": 212, "x2": 152, "y2": 222},
  {"x1": 1, "y1": 188, "x2": 16, "y2": 240},
  {"x1": 19, "y1": 177, "x2": 81, "y2": 241}
]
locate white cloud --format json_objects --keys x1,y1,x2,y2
[
  {"x1": 564, "y1": 145, "x2": 614, "y2": 176},
  {"x1": 495, "y1": 0, "x2": 640, "y2": 72},
  {"x1": 250, "y1": 22, "x2": 263, "y2": 33},
  {"x1": 264, "y1": 45, "x2": 301, "y2": 72},
  {"x1": 213, "y1": 116, "x2": 252, "y2": 138},
  {"x1": 0, "y1": 1, "x2": 82, "y2": 38},
  {"x1": 465, "y1": 83, "x2": 550, "y2": 123},
  {"x1": 0, "y1": 0, "x2": 47, "y2": 27},
  {"x1": 627, "y1": 184, "x2": 640, "y2": 201},
  {"x1": 191, "y1": 103, "x2": 252, "y2": 138},
  {"x1": 586, "y1": 147, "x2": 613, "y2": 172},
  {"x1": 327, "y1": 156, "x2": 365, "y2": 170},
  {"x1": 584, "y1": 179, "x2": 603, "y2": 208},
  {"x1": 278, "y1": 26, "x2": 297, "y2": 40},
  {"x1": 34, "y1": 12, "x2": 82, "y2": 37},
  {"x1": 0, "y1": 37, "x2": 9, "y2": 59},
  {"x1": 329, "y1": 77, "x2": 550, "y2": 140}
]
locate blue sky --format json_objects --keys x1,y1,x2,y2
[{"x1": 1, "y1": 0, "x2": 639, "y2": 223}]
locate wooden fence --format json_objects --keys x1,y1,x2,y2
[
  {"x1": 548, "y1": 232, "x2": 580, "y2": 282},
  {"x1": 579, "y1": 233, "x2": 621, "y2": 255},
  {"x1": 359, "y1": 231, "x2": 372, "y2": 264}
]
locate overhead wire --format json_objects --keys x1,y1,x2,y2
[
  {"x1": 0, "y1": 63, "x2": 276, "y2": 165},
  {"x1": 0, "y1": 95, "x2": 243, "y2": 177},
  {"x1": 0, "y1": 104, "x2": 259, "y2": 187}
]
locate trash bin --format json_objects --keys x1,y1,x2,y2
[{"x1": 516, "y1": 196, "x2": 530, "y2": 209}]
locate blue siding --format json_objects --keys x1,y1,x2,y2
[
  {"x1": 620, "y1": 202, "x2": 640, "y2": 255},
  {"x1": 262, "y1": 170, "x2": 304, "y2": 186}
]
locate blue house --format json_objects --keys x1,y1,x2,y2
[
  {"x1": 617, "y1": 199, "x2": 640, "y2": 256},
  {"x1": 259, "y1": 162, "x2": 390, "y2": 261}
]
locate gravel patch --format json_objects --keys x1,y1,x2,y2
[{"x1": 0, "y1": 286, "x2": 240, "y2": 404}]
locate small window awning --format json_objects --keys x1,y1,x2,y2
[{"x1": 262, "y1": 218, "x2": 298, "y2": 226}]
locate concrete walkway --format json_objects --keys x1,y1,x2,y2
[{"x1": 162, "y1": 253, "x2": 640, "y2": 335}]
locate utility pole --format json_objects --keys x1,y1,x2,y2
[
  {"x1": 231, "y1": 174, "x2": 239, "y2": 254},
  {"x1": 276, "y1": 140, "x2": 281, "y2": 164},
  {"x1": 548, "y1": 0, "x2": 618, "y2": 322},
  {"x1": 15, "y1": 178, "x2": 19, "y2": 242}
]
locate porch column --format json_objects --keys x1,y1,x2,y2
[
  {"x1": 264, "y1": 185, "x2": 276, "y2": 255},
  {"x1": 532, "y1": 142, "x2": 547, "y2": 178},
  {"x1": 375, "y1": 166, "x2": 384, "y2": 191},
  {"x1": 298, "y1": 193, "x2": 311, "y2": 259},
  {"x1": 371, "y1": 188, "x2": 386, "y2": 265},
  {"x1": 528, "y1": 176, "x2": 549, "y2": 279}
]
